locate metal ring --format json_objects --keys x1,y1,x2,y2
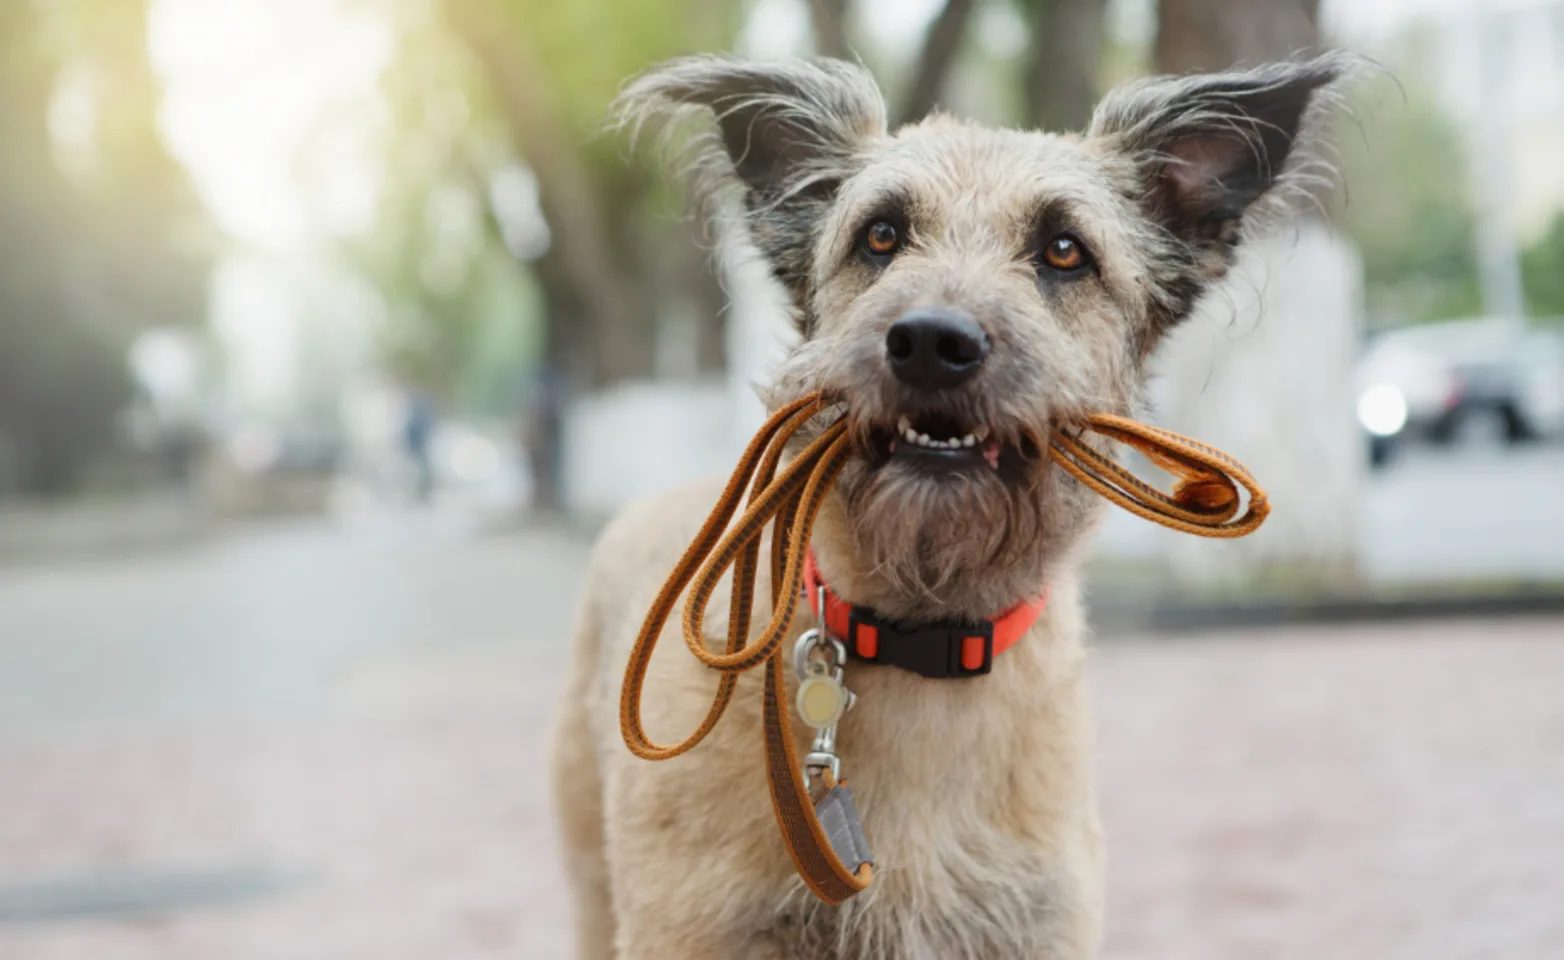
[
  {"x1": 793, "y1": 628, "x2": 822, "y2": 681},
  {"x1": 793, "y1": 629, "x2": 849, "y2": 682}
]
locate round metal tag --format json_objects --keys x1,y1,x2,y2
[{"x1": 796, "y1": 675, "x2": 847, "y2": 729}]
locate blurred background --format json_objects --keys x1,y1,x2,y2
[{"x1": 1, "y1": 0, "x2": 1561, "y2": 957}]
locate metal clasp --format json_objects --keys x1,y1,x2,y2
[{"x1": 794, "y1": 586, "x2": 855, "y2": 791}]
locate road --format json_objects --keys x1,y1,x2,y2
[
  {"x1": 1360, "y1": 444, "x2": 1564, "y2": 581},
  {"x1": 1, "y1": 507, "x2": 1562, "y2": 958}
]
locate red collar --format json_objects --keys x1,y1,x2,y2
[{"x1": 803, "y1": 551, "x2": 1048, "y2": 679}]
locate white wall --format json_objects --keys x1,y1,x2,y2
[{"x1": 1097, "y1": 220, "x2": 1367, "y2": 582}]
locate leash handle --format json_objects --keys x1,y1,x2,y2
[
  {"x1": 1050, "y1": 413, "x2": 1270, "y2": 538},
  {"x1": 618, "y1": 392, "x2": 1269, "y2": 905}
]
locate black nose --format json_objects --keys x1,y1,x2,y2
[{"x1": 885, "y1": 309, "x2": 989, "y2": 392}]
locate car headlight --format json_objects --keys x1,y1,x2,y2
[{"x1": 1357, "y1": 384, "x2": 1408, "y2": 437}]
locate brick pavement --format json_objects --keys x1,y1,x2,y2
[{"x1": 2, "y1": 600, "x2": 1560, "y2": 958}]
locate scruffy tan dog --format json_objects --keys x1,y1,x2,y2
[{"x1": 552, "y1": 54, "x2": 1346, "y2": 959}]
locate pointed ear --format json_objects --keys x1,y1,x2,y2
[
  {"x1": 1088, "y1": 54, "x2": 1348, "y2": 278},
  {"x1": 614, "y1": 56, "x2": 887, "y2": 327}
]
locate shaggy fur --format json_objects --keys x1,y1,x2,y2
[{"x1": 556, "y1": 54, "x2": 1348, "y2": 959}]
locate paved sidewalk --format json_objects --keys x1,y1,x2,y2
[{"x1": 1, "y1": 524, "x2": 1561, "y2": 958}]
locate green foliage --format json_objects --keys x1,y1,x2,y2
[
  {"x1": 1522, "y1": 213, "x2": 1564, "y2": 319},
  {"x1": 1337, "y1": 79, "x2": 1483, "y2": 326},
  {"x1": 488, "y1": 0, "x2": 741, "y2": 168},
  {"x1": 343, "y1": 3, "x2": 541, "y2": 411},
  {"x1": 341, "y1": 0, "x2": 746, "y2": 405}
]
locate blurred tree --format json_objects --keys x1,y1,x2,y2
[
  {"x1": 403, "y1": 0, "x2": 750, "y2": 512},
  {"x1": 796, "y1": 0, "x2": 982, "y2": 127},
  {"x1": 1015, "y1": 0, "x2": 1107, "y2": 131},
  {"x1": 334, "y1": 8, "x2": 540, "y2": 413},
  {"x1": 47, "y1": 0, "x2": 214, "y2": 333},
  {"x1": 1337, "y1": 84, "x2": 1483, "y2": 325},
  {"x1": 1521, "y1": 213, "x2": 1564, "y2": 319},
  {"x1": 809, "y1": 0, "x2": 852, "y2": 59},
  {"x1": 0, "y1": 0, "x2": 212, "y2": 495},
  {"x1": 437, "y1": 0, "x2": 740, "y2": 395},
  {"x1": 898, "y1": 0, "x2": 978, "y2": 124},
  {"x1": 1154, "y1": 0, "x2": 1320, "y2": 73}
]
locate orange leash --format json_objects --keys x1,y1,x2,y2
[
  {"x1": 1048, "y1": 414, "x2": 1268, "y2": 538},
  {"x1": 618, "y1": 391, "x2": 1269, "y2": 904}
]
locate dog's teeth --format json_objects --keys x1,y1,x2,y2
[
  {"x1": 897, "y1": 416, "x2": 911, "y2": 434},
  {"x1": 973, "y1": 426, "x2": 990, "y2": 442},
  {"x1": 917, "y1": 433, "x2": 931, "y2": 446},
  {"x1": 961, "y1": 434, "x2": 975, "y2": 447},
  {"x1": 903, "y1": 427, "x2": 919, "y2": 443}
]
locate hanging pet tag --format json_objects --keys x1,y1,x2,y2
[{"x1": 797, "y1": 661, "x2": 849, "y2": 729}]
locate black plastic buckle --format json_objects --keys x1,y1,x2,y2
[{"x1": 847, "y1": 608, "x2": 994, "y2": 679}]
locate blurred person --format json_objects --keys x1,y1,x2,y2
[
  {"x1": 522, "y1": 366, "x2": 566, "y2": 516},
  {"x1": 402, "y1": 388, "x2": 437, "y2": 504}
]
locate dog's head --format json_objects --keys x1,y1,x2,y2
[{"x1": 618, "y1": 55, "x2": 1345, "y2": 618}]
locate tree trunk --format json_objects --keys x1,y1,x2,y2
[
  {"x1": 1154, "y1": 0, "x2": 1320, "y2": 73},
  {"x1": 898, "y1": 0, "x2": 977, "y2": 125},
  {"x1": 1023, "y1": 0, "x2": 1108, "y2": 132},
  {"x1": 808, "y1": 0, "x2": 851, "y2": 59}
]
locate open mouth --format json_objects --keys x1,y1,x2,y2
[{"x1": 867, "y1": 413, "x2": 1039, "y2": 477}]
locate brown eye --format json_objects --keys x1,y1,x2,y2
[
  {"x1": 1041, "y1": 234, "x2": 1088, "y2": 272},
  {"x1": 862, "y1": 219, "x2": 901, "y2": 257}
]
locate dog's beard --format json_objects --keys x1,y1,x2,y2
[{"x1": 837, "y1": 456, "x2": 1049, "y2": 612}]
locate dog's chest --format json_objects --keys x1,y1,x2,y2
[
  {"x1": 767, "y1": 762, "x2": 1071, "y2": 958},
  {"x1": 750, "y1": 642, "x2": 1088, "y2": 956},
  {"x1": 767, "y1": 838, "x2": 1067, "y2": 960}
]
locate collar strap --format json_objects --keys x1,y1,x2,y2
[{"x1": 802, "y1": 551, "x2": 1048, "y2": 679}]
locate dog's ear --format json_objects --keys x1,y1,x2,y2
[
  {"x1": 1088, "y1": 55, "x2": 1348, "y2": 282},
  {"x1": 615, "y1": 56, "x2": 887, "y2": 328}
]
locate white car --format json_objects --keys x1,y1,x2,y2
[
  {"x1": 1355, "y1": 318, "x2": 1564, "y2": 465},
  {"x1": 1355, "y1": 327, "x2": 1465, "y2": 464}
]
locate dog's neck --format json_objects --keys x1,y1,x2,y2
[{"x1": 808, "y1": 493, "x2": 1074, "y2": 625}]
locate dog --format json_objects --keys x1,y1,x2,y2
[{"x1": 551, "y1": 53, "x2": 1347, "y2": 959}]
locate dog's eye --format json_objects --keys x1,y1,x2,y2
[
  {"x1": 1040, "y1": 234, "x2": 1091, "y2": 273},
  {"x1": 859, "y1": 219, "x2": 903, "y2": 259}
]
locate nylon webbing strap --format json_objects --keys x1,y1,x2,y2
[
  {"x1": 1048, "y1": 413, "x2": 1269, "y2": 537},
  {"x1": 616, "y1": 395, "x2": 869, "y2": 903},
  {"x1": 618, "y1": 392, "x2": 1269, "y2": 904}
]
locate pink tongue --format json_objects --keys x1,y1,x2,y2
[{"x1": 982, "y1": 441, "x2": 1001, "y2": 468}]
